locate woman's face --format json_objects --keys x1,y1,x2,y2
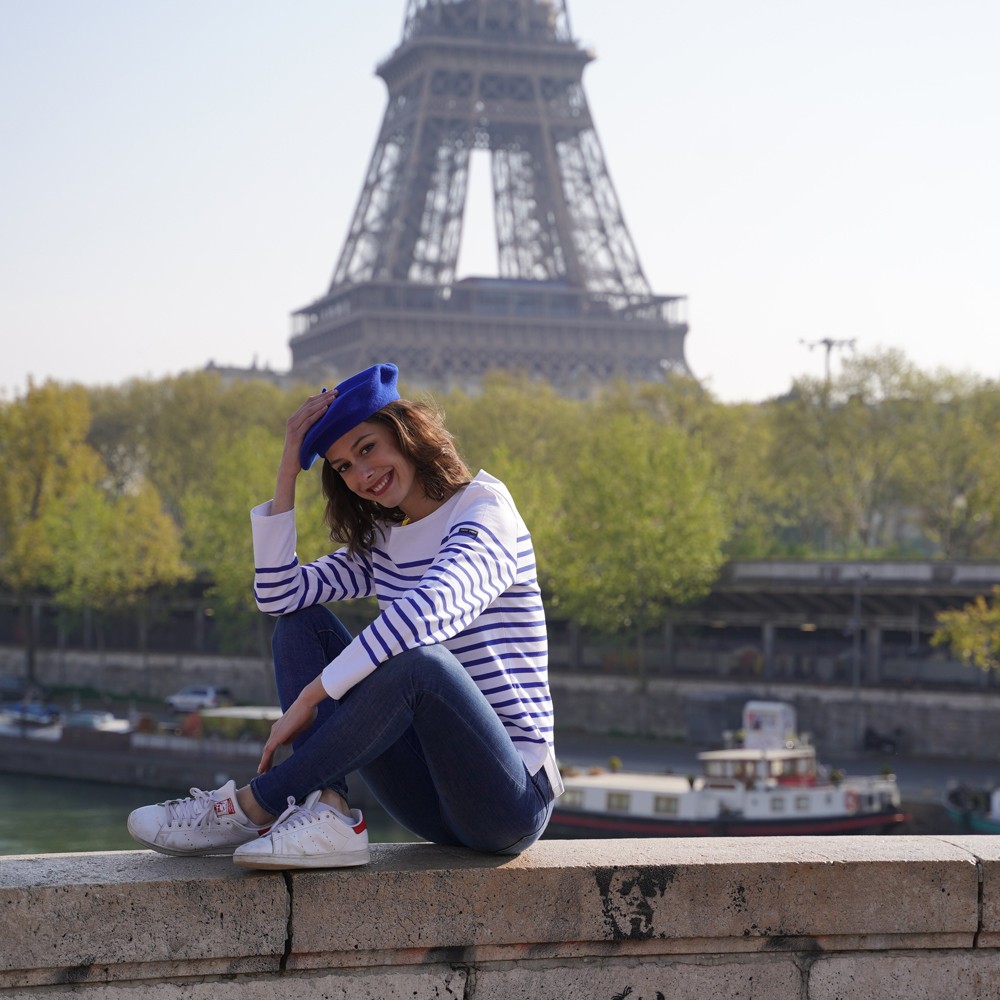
[{"x1": 324, "y1": 420, "x2": 423, "y2": 516}]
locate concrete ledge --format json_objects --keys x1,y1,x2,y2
[{"x1": 2, "y1": 836, "x2": 1000, "y2": 998}]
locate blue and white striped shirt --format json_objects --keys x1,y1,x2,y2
[{"x1": 251, "y1": 471, "x2": 560, "y2": 788}]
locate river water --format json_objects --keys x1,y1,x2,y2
[{"x1": 0, "y1": 772, "x2": 414, "y2": 857}]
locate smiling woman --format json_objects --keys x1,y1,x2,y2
[{"x1": 126, "y1": 362, "x2": 561, "y2": 872}]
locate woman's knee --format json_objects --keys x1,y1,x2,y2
[
  {"x1": 272, "y1": 605, "x2": 349, "y2": 656},
  {"x1": 391, "y1": 643, "x2": 462, "y2": 675}
]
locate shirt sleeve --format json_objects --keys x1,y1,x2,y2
[
  {"x1": 250, "y1": 500, "x2": 374, "y2": 613},
  {"x1": 320, "y1": 485, "x2": 520, "y2": 699}
]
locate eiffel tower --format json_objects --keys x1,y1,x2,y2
[{"x1": 289, "y1": 0, "x2": 690, "y2": 394}]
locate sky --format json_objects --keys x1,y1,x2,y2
[{"x1": 1, "y1": 0, "x2": 998, "y2": 403}]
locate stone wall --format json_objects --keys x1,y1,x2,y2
[
  {"x1": 6, "y1": 643, "x2": 1000, "y2": 759},
  {"x1": 3, "y1": 836, "x2": 1000, "y2": 998},
  {"x1": 549, "y1": 673, "x2": 1000, "y2": 759}
]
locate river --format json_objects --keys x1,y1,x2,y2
[
  {"x1": 0, "y1": 772, "x2": 414, "y2": 856},
  {"x1": 2, "y1": 733, "x2": 987, "y2": 856}
]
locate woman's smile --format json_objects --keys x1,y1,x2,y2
[{"x1": 366, "y1": 469, "x2": 395, "y2": 499}]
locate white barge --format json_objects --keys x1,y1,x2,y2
[{"x1": 551, "y1": 701, "x2": 908, "y2": 838}]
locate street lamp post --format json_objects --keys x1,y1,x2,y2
[{"x1": 850, "y1": 569, "x2": 868, "y2": 750}]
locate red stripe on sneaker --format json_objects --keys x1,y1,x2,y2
[{"x1": 353, "y1": 817, "x2": 367, "y2": 835}]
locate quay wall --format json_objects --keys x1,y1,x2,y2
[
  {"x1": 4, "y1": 836, "x2": 1000, "y2": 998},
  {"x1": 3, "y1": 644, "x2": 999, "y2": 759}
]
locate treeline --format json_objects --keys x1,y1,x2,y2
[{"x1": 3, "y1": 348, "x2": 1000, "y2": 656}]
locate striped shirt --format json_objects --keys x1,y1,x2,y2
[{"x1": 251, "y1": 471, "x2": 561, "y2": 790}]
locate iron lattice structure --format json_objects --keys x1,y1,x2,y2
[{"x1": 290, "y1": 0, "x2": 690, "y2": 394}]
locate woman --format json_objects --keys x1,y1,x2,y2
[{"x1": 128, "y1": 363, "x2": 561, "y2": 869}]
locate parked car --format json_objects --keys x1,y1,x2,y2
[
  {"x1": 3, "y1": 700, "x2": 60, "y2": 726},
  {"x1": 164, "y1": 685, "x2": 234, "y2": 714}
]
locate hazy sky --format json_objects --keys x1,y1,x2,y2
[{"x1": 2, "y1": 1, "x2": 997, "y2": 402}]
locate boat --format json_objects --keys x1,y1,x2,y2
[
  {"x1": 550, "y1": 700, "x2": 909, "y2": 837},
  {"x1": 943, "y1": 783, "x2": 1000, "y2": 833}
]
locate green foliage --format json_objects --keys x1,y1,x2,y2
[
  {"x1": 543, "y1": 396, "x2": 730, "y2": 634},
  {"x1": 180, "y1": 424, "x2": 329, "y2": 612},
  {"x1": 0, "y1": 381, "x2": 104, "y2": 594},
  {"x1": 0, "y1": 381, "x2": 190, "y2": 670},
  {"x1": 7, "y1": 345, "x2": 1000, "y2": 643},
  {"x1": 900, "y1": 373, "x2": 1000, "y2": 558},
  {"x1": 45, "y1": 481, "x2": 190, "y2": 610},
  {"x1": 442, "y1": 373, "x2": 579, "y2": 595},
  {"x1": 88, "y1": 372, "x2": 295, "y2": 523},
  {"x1": 621, "y1": 377, "x2": 793, "y2": 558},
  {"x1": 770, "y1": 349, "x2": 921, "y2": 555},
  {"x1": 932, "y1": 587, "x2": 1000, "y2": 673}
]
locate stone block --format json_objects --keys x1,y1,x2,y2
[
  {"x1": 0, "y1": 851, "x2": 287, "y2": 989},
  {"x1": 474, "y1": 955, "x2": 801, "y2": 1000},
  {"x1": 0, "y1": 966, "x2": 468, "y2": 1000},
  {"x1": 287, "y1": 836, "x2": 979, "y2": 969},
  {"x1": 809, "y1": 949, "x2": 1000, "y2": 999},
  {"x1": 939, "y1": 835, "x2": 1000, "y2": 946}
]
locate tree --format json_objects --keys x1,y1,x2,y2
[
  {"x1": 88, "y1": 372, "x2": 297, "y2": 523},
  {"x1": 900, "y1": 373, "x2": 1000, "y2": 558},
  {"x1": 0, "y1": 381, "x2": 106, "y2": 678},
  {"x1": 544, "y1": 399, "x2": 730, "y2": 645},
  {"x1": 620, "y1": 377, "x2": 793, "y2": 558},
  {"x1": 932, "y1": 588, "x2": 1000, "y2": 673},
  {"x1": 181, "y1": 424, "x2": 330, "y2": 612},
  {"x1": 44, "y1": 481, "x2": 190, "y2": 624},
  {"x1": 770, "y1": 349, "x2": 920, "y2": 555},
  {"x1": 441, "y1": 372, "x2": 581, "y2": 596}
]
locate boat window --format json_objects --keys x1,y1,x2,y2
[
  {"x1": 654, "y1": 796, "x2": 679, "y2": 816},
  {"x1": 705, "y1": 761, "x2": 724, "y2": 777},
  {"x1": 562, "y1": 790, "x2": 583, "y2": 809},
  {"x1": 607, "y1": 792, "x2": 630, "y2": 813},
  {"x1": 795, "y1": 796, "x2": 810, "y2": 811},
  {"x1": 770, "y1": 796, "x2": 785, "y2": 812}
]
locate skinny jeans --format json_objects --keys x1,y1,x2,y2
[{"x1": 249, "y1": 605, "x2": 554, "y2": 855}]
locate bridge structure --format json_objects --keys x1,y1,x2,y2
[{"x1": 672, "y1": 559, "x2": 1000, "y2": 689}]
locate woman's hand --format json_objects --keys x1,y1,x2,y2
[
  {"x1": 256, "y1": 675, "x2": 329, "y2": 775},
  {"x1": 257, "y1": 699, "x2": 317, "y2": 775},
  {"x1": 272, "y1": 388, "x2": 338, "y2": 513}
]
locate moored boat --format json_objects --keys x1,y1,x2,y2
[
  {"x1": 944, "y1": 784, "x2": 1000, "y2": 834},
  {"x1": 551, "y1": 700, "x2": 909, "y2": 838}
]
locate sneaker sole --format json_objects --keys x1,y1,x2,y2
[
  {"x1": 233, "y1": 848, "x2": 371, "y2": 870},
  {"x1": 127, "y1": 821, "x2": 242, "y2": 857},
  {"x1": 128, "y1": 837, "x2": 241, "y2": 857}
]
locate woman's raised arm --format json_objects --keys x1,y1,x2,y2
[{"x1": 272, "y1": 389, "x2": 337, "y2": 513}]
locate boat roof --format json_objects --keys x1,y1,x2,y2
[
  {"x1": 560, "y1": 771, "x2": 694, "y2": 793},
  {"x1": 698, "y1": 747, "x2": 816, "y2": 762}
]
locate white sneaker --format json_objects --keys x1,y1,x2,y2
[
  {"x1": 127, "y1": 779, "x2": 271, "y2": 856},
  {"x1": 233, "y1": 790, "x2": 371, "y2": 870}
]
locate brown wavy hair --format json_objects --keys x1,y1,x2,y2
[{"x1": 319, "y1": 398, "x2": 471, "y2": 555}]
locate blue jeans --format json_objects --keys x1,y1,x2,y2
[{"x1": 249, "y1": 605, "x2": 554, "y2": 854}]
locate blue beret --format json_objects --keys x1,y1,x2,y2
[{"x1": 299, "y1": 363, "x2": 400, "y2": 469}]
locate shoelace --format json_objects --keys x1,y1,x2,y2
[
  {"x1": 270, "y1": 796, "x2": 323, "y2": 833},
  {"x1": 162, "y1": 787, "x2": 222, "y2": 828}
]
